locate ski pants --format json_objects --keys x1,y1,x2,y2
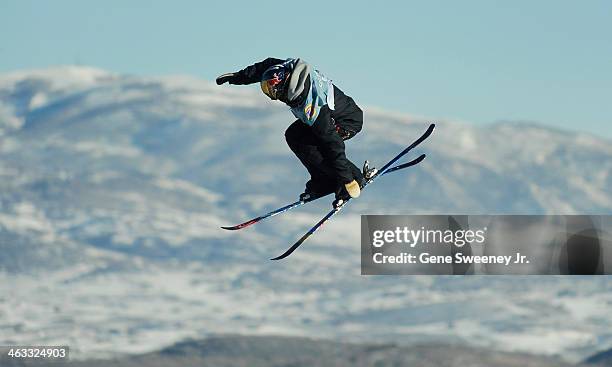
[{"x1": 284, "y1": 118, "x2": 363, "y2": 192}]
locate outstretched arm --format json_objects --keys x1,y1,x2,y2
[{"x1": 216, "y1": 57, "x2": 285, "y2": 85}]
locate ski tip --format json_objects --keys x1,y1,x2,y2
[
  {"x1": 270, "y1": 234, "x2": 310, "y2": 260},
  {"x1": 270, "y1": 250, "x2": 292, "y2": 260},
  {"x1": 221, "y1": 218, "x2": 260, "y2": 231},
  {"x1": 270, "y1": 245, "x2": 300, "y2": 260}
]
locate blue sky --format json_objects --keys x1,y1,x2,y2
[{"x1": 1, "y1": 0, "x2": 611, "y2": 137}]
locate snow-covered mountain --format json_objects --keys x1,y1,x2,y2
[
  {"x1": 0, "y1": 335, "x2": 581, "y2": 367},
  {"x1": 1, "y1": 66, "x2": 612, "y2": 361}
]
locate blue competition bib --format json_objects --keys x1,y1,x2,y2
[{"x1": 290, "y1": 68, "x2": 335, "y2": 126}]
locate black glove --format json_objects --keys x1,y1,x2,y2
[{"x1": 216, "y1": 72, "x2": 238, "y2": 85}]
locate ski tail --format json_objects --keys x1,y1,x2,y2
[
  {"x1": 376, "y1": 123, "x2": 435, "y2": 176},
  {"x1": 383, "y1": 153, "x2": 426, "y2": 175}
]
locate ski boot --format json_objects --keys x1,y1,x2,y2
[
  {"x1": 333, "y1": 180, "x2": 362, "y2": 208},
  {"x1": 362, "y1": 160, "x2": 378, "y2": 181},
  {"x1": 332, "y1": 189, "x2": 349, "y2": 209},
  {"x1": 300, "y1": 178, "x2": 336, "y2": 202}
]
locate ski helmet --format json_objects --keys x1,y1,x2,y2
[{"x1": 260, "y1": 64, "x2": 290, "y2": 100}]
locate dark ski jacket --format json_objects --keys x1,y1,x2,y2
[{"x1": 229, "y1": 57, "x2": 363, "y2": 184}]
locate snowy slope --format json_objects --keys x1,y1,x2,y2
[{"x1": 1, "y1": 66, "x2": 612, "y2": 361}]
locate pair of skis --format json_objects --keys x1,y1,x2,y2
[{"x1": 222, "y1": 123, "x2": 436, "y2": 260}]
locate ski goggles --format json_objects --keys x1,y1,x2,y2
[{"x1": 260, "y1": 79, "x2": 280, "y2": 100}]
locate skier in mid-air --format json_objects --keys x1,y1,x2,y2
[
  {"x1": 216, "y1": 57, "x2": 373, "y2": 206},
  {"x1": 217, "y1": 58, "x2": 435, "y2": 258}
]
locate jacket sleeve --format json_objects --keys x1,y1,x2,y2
[
  {"x1": 231, "y1": 57, "x2": 286, "y2": 85},
  {"x1": 310, "y1": 106, "x2": 355, "y2": 184}
]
